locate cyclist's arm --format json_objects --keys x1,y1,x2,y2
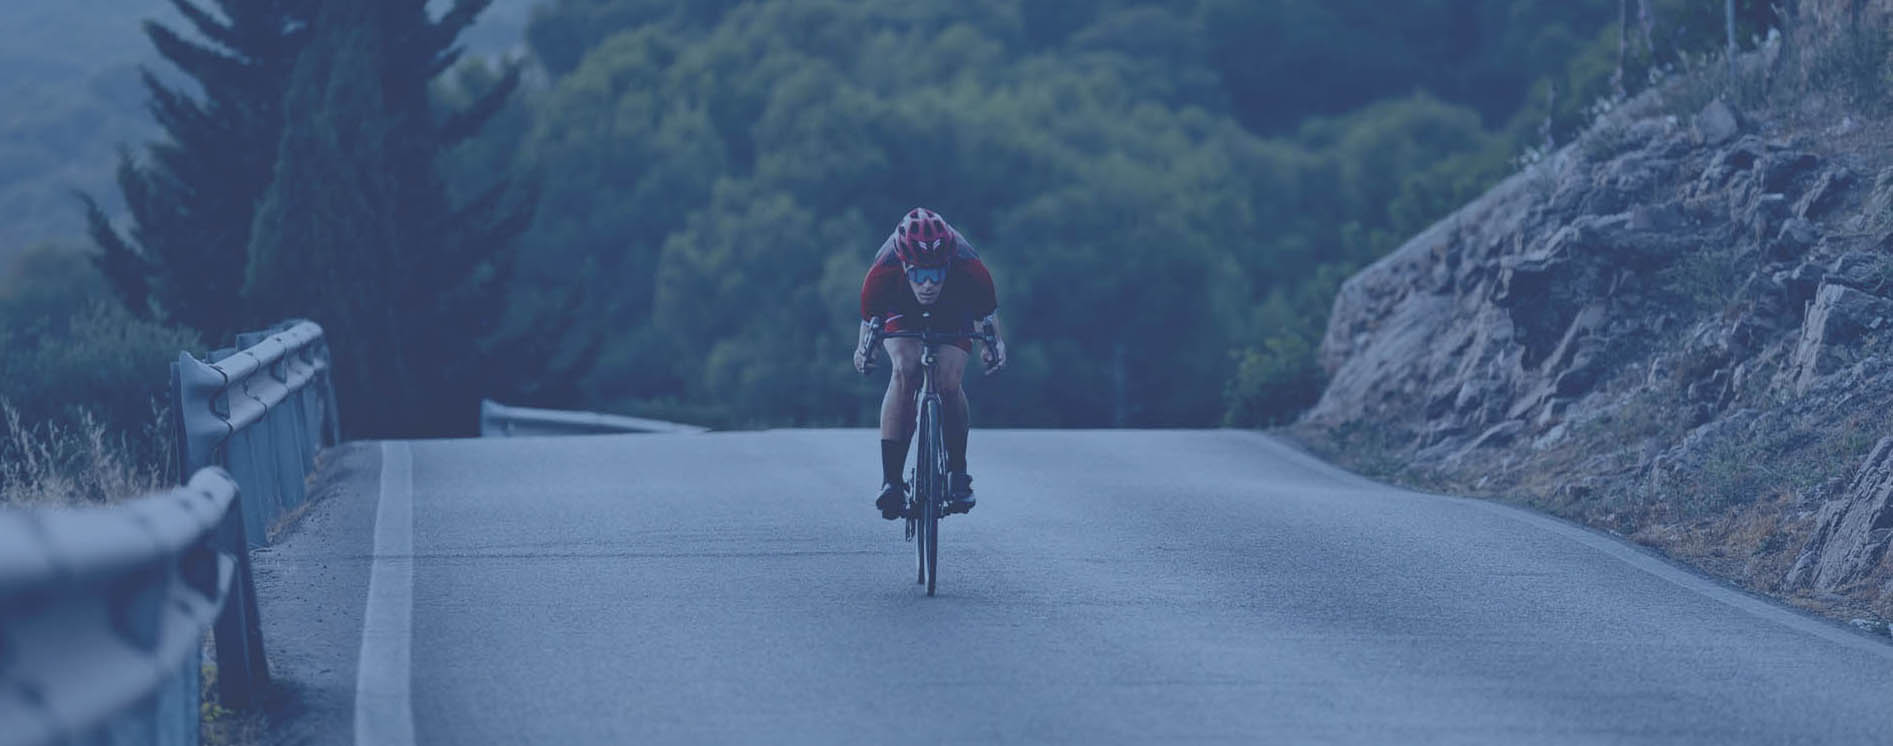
[
  {"x1": 959, "y1": 259, "x2": 1005, "y2": 371},
  {"x1": 856, "y1": 263, "x2": 900, "y2": 373},
  {"x1": 978, "y1": 313, "x2": 1007, "y2": 372}
]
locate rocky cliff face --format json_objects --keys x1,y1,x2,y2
[{"x1": 1294, "y1": 32, "x2": 1893, "y2": 622}]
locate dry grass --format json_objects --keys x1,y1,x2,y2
[
  {"x1": 0, "y1": 398, "x2": 172, "y2": 506},
  {"x1": 1644, "y1": 491, "x2": 1812, "y2": 589}
]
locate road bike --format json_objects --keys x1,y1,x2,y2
[{"x1": 861, "y1": 314, "x2": 996, "y2": 596}]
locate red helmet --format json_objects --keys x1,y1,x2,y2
[{"x1": 894, "y1": 208, "x2": 954, "y2": 268}]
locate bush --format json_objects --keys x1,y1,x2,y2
[
  {"x1": 1658, "y1": 243, "x2": 1748, "y2": 314},
  {"x1": 0, "y1": 245, "x2": 199, "y2": 502},
  {"x1": 1224, "y1": 333, "x2": 1323, "y2": 427}
]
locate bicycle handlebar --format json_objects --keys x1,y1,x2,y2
[
  {"x1": 858, "y1": 316, "x2": 998, "y2": 376},
  {"x1": 864, "y1": 317, "x2": 995, "y2": 347}
]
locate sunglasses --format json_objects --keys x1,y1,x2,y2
[{"x1": 905, "y1": 265, "x2": 948, "y2": 285}]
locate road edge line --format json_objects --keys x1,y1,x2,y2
[{"x1": 354, "y1": 441, "x2": 417, "y2": 745}]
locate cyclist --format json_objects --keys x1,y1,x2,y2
[{"x1": 854, "y1": 208, "x2": 1008, "y2": 520}]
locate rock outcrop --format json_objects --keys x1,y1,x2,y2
[
  {"x1": 1308, "y1": 110, "x2": 1782, "y2": 447},
  {"x1": 1297, "y1": 53, "x2": 1893, "y2": 619},
  {"x1": 1790, "y1": 281, "x2": 1893, "y2": 393},
  {"x1": 1789, "y1": 437, "x2": 1893, "y2": 592}
]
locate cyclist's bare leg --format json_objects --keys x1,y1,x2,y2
[
  {"x1": 873, "y1": 338, "x2": 925, "y2": 517},
  {"x1": 932, "y1": 346, "x2": 973, "y2": 490},
  {"x1": 880, "y1": 338, "x2": 924, "y2": 441},
  {"x1": 933, "y1": 345, "x2": 970, "y2": 442}
]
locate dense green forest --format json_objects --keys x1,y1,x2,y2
[
  {"x1": 0, "y1": 0, "x2": 1786, "y2": 489},
  {"x1": 489, "y1": 0, "x2": 1772, "y2": 428}
]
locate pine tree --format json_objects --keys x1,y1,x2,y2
[
  {"x1": 82, "y1": 0, "x2": 317, "y2": 342},
  {"x1": 245, "y1": 0, "x2": 530, "y2": 438}
]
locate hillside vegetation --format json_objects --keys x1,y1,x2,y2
[
  {"x1": 3, "y1": 0, "x2": 1784, "y2": 497},
  {"x1": 486, "y1": 0, "x2": 1770, "y2": 429}
]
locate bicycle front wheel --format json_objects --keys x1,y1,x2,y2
[{"x1": 918, "y1": 396, "x2": 944, "y2": 596}]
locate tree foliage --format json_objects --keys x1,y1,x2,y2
[
  {"x1": 246, "y1": 0, "x2": 531, "y2": 438},
  {"x1": 493, "y1": 0, "x2": 1682, "y2": 427},
  {"x1": 81, "y1": 0, "x2": 317, "y2": 342},
  {"x1": 0, "y1": 245, "x2": 200, "y2": 479},
  {"x1": 32, "y1": 0, "x2": 1790, "y2": 436}
]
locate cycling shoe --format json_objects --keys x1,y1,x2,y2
[
  {"x1": 945, "y1": 472, "x2": 975, "y2": 514},
  {"x1": 876, "y1": 481, "x2": 907, "y2": 520}
]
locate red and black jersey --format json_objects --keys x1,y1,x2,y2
[{"x1": 858, "y1": 227, "x2": 998, "y2": 326}]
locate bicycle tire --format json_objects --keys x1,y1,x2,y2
[
  {"x1": 912, "y1": 511, "x2": 924, "y2": 585},
  {"x1": 919, "y1": 396, "x2": 944, "y2": 596},
  {"x1": 924, "y1": 490, "x2": 938, "y2": 596}
]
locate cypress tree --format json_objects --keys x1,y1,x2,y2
[
  {"x1": 82, "y1": 0, "x2": 317, "y2": 341},
  {"x1": 246, "y1": 0, "x2": 530, "y2": 438}
]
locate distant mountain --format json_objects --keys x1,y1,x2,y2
[{"x1": 0, "y1": 0, "x2": 537, "y2": 271}]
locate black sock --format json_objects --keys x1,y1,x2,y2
[
  {"x1": 946, "y1": 427, "x2": 968, "y2": 473},
  {"x1": 881, "y1": 439, "x2": 909, "y2": 485}
]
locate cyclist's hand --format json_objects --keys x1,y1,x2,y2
[
  {"x1": 854, "y1": 344, "x2": 874, "y2": 375},
  {"x1": 982, "y1": 337, "x2": 1008, "y2": 374}
]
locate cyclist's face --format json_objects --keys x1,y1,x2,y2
[{"x1": 907, "y1": 265, "x2": 946, "y2": 305}]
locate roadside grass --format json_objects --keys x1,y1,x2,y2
[
  {"x1": 200, "y1": 650, "x2": 268, "y2": 746},
  {"x1": 0, "y1": 398, "x2": 172, "y2": 506}
]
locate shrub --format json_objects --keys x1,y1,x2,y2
[
  {"x1": 1224, "y1": 333, "x2": 1324, "y2": 427},
  {"x1": 1658, "y1": 243, "x2": 1748, "y2": 315},
  {"x1": 0, "y1": 245, "x2": 199, "y2": 502}
]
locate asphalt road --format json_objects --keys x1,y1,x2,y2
[{"x1": 253, "y1": 430, "x2": 1893, "y2": 745}]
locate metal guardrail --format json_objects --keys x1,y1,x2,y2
[
  {"x1": 479, "y1": 399, "x2": 708, "y2": 437},
  {"x1": 0, "y1": 468, "x2": 266, "y2": 746},
  {"x1": 173, "y1": 320, "x2": 341, "y2": 548},
  {"x1": 0, "y1": 319, "x2": 342, "y2": 746}
]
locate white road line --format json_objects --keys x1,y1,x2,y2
[{"x1": 355, "y1": 441, "x2": 416, "y2": 746}]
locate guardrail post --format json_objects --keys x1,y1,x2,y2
[
  {"x1": 235, "y1": 333, "x2": 286, "y2": 523},
  {"x1": 300, "y1": 349, "x2": 322, "y2": 469},
  {"x1": 230, "y1": 428, "x2": 272, "y2": 548},
  {"x1": 212, "y1": 476, "x2": 270, "y2": 708},
  {"x1": 267, "y1": 353, "x2": 308, "y2": 513},
  {"x1": 146, "y1": 653, "x2": 198, "y2": 746},
  {"x1": 280, "y1": 336, "x2": 317, "y2": 483}
]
